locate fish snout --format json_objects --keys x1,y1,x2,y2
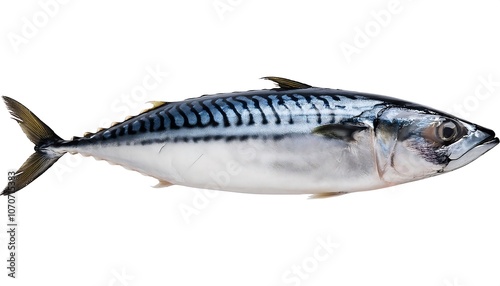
[{"x1": 443, "y1": 124, "x2": 498, "y2": 172}]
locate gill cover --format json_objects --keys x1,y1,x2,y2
[{"x1": 374, "y1": 107, "x2": 451, "y2": 184}]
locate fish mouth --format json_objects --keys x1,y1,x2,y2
[
  {"x1": 444, "y1": 126, "x2": 498, "y2": 172},
  {"x1": 473, "y1": 125, "x2": 498, "y2": 152},
  {"x1": 475, "y1": 136, "x2": 500, "y2": 151}
]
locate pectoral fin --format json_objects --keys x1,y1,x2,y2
[{"x1": 312, "y1": 123, "x2": 368, "y2": 141}]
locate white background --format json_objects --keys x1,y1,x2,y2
[{"x1": 1, "y1": 1, "x2": 499, "y2": 285}]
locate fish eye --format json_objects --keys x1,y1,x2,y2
[{"x1": 435, "y1": 119, "x2": 460, "y2": 144}]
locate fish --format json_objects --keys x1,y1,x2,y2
[{"x1": 2, "y1": 77, "x2": 498, "y2": 197}]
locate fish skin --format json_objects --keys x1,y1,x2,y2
[
  {"x1": 2, "y1": 77, "x2": 498, "y2": 196},
  {"x1": 68, "y1": 89, "x2": 385, "y2": 145}
]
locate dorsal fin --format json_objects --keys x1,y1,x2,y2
[
  {"x1": 138, "y1": 101, "x2": 169, "y2": 115},
  {"x1": 262, "y1": 76, "x2": 312, "y2": 89},
  {"x1": 83, "y1": 132, "x2": 94, "y2": 138},
  {"x1": 148, "y1": 101, "x2": 168, "y2": 109}
]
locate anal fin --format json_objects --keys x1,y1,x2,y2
[
  {"x1": 153, "y1": 180, "x2": 174, "y2": 188},
  {"x1": 308, "y1": 192, "x2": 347, "y2": 199}
]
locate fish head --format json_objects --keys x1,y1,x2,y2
[{"x1": 374, "y1": 107, "x2": 498, "y2": 184}]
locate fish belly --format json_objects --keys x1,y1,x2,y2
[{"x1": 73, "y1": 133, "x2": 387, "y2": 194}]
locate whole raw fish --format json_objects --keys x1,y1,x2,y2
[{"x1": 2, "y1": 77, "x2": 498, "y2": 197}]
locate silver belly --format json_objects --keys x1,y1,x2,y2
[{"x1": 68, "y1": 132, "x2": 388, "y2": 194}]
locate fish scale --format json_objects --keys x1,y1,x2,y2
[{"x1": 2, "y1": 77, "x2": 497, "y2": 196}]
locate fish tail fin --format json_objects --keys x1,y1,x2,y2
[{"x1": 2, "y1": 96, "x2": 65, "y2": 195}]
